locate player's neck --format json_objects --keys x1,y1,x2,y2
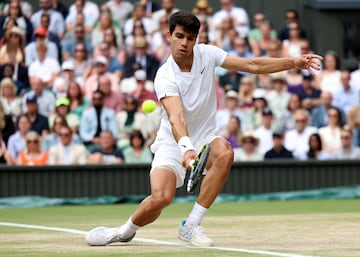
[{"x1": 174, "y1": 53, "x2": 194, "y2": 72}]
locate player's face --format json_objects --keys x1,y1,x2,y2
[{"x1": 168, "y1": 25, "x2": 197, "y2": 60}]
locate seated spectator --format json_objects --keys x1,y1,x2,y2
[
  {"x1": 7, "y1": 114, "x2": 31, "y2": 161},
  {"x1": 83, "y1": 55, "x2": 119, "y2": 100},
  {"x1": 95, "y1": 42, "x2": 123, "y2": 80},
  {"x1": 0, "y1": 131, "x2": 11, "y2": 164},
  {"x1": 98, "y1": 75, "x2": 124, "y2": 113},
  {"x1": 25, "y1": 26, "x2": 58, "y2": 66},
  {"x1": 22, "y1": 77, "x2": 56, "y2": 117},
  {"x1": 314, "y1": 51, "x2": 341, "y2": 93},
  {"x1": 0, "y1": 26, "x2": 25, "y2": 65},
  {"x1": 120, "y1": 66, "x2": 154, "y2": 94},
  {"x1": 332, "y1": 125, "x2": 360, "y2": 159},
  {"x1": 278, "y1": 93, "x2": 302, "y2": 132},
  {"x1": 219, "y1": 115, "x2": 242, "y2": 149},
  {"x1": 310, "y1": 91, "x2": 337, "y2": 129},
  {"x1": 318, "y1": 106, "x2": 342, "y2": 154},
  {"x1": 233, "y1": 131, "x2": 263, "y2": 162},
  {"x1": 253, "y1": 107, "x2": 275, "y2": 155},
  {"x1": 284, "y1": 108, "x2": 317, "y2": 159},
  {"x1": 123, "y1": 129, "x2": 153, "y2": 163},
  {"x1": 66, "y1": 80, "x2": 90, "y2": 121},
  {"x1": 0, "y1": 100, "x2": 15, "y2": 146},
  {"x1": 79, "y1": 90, "x2": 118, "y2": 148},
  {"x1": 48, "y1": 97, "x2": 80, "y2": 133},
  {"x1": 48, "y1": 125, "x2": 88, "y2": 165},
  {"x1": 15, "y1": 130, "x2": 48, "y2": 166},
  {"x1": 129, "y1": 69, "x2": 157, "y2": 109},
  {"x1": 306, "y1": 133, "x2": 331, "y2": 160},
  {"x1": 62, "y1": 23, "x2": 93, "y2": 61},
  {"x1": 102, "y1": 0, "x2": 134, "y2": 29},
  {"x1": 264, "y1": 128, "x2": 293, "y2": 160},
  {"x1": 0, "y1": 78, "x2": 22, "y2": 123},
  {"x1": 285, "y1": 68, "x2": 303, "y2": 94},
  {"x1": 28, "y1": 40, "x2": 60, "y2": 88},
  {"x1": 242, "y1": 88, "x2": 268, "y2": 131},
  {"x1": 347, "y1": 103, "x2": 360, "y2": 146},
  {"x1": 37, "y1": 13, "x2": 61, "y2": 50},
  {"x1": 52, "y1": 60, "x2": 77, "y2": 98},
  {"x1": 0, "y1": 62, "x2": 29, "y2": 96},
  {"x1": 87, "y1": 130, "x2": 124, "y2": 164},
  {"x1": 238, "y1": 75, "x2": 256, "y2": 109},
  {"x1": 42, "y1": 116, "x2": 82, "y2": 151},
  {"x1": 23, "y1": 94, "x2": 49, "y2": 138}
]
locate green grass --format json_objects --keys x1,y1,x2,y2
[{"x1": 1, "y1": 199, "x2": 360, "y2": 257}]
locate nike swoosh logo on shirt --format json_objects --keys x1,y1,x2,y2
[{"x1": 200, "y1": 66, "x2": 206, "y2": 74}]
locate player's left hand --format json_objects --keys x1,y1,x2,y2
[
  {"x1": 182, "y1": 150, "x2": 197, "y2": 170},
  {"x1": 295, "y1": 54, "x2": 323, "y2": 75}
]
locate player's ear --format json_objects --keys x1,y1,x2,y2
[{"x1": 166, "y1": 31, "x2": 171, "y2": 43}]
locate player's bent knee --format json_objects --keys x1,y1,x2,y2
[{"x1": 150, "y1": 194, "x2": 173, "y2": 210}]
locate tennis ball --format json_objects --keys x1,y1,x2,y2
[{"x1": 142, "y1": 99, "x2": 156, "y2": 113}]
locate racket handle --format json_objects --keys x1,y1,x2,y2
[{"x1": 189, "y1": 159, "x2": 195, "y2": 167}]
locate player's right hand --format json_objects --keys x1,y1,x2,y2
[{"x1": 182, "y1": 150, "x2": 197, "y2": 170}]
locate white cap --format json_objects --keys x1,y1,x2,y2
[
  {"x1": 134, "y1": 70, "x2": 146, "y2": 81},
  {"x1": 226, "y1": 90, "x2": 238, "y2": 99},
  {"x1": 61, "y1": 60, "x2": 75, "y2": 71},
  {"x1": 253, "y1": 88, "x2": 266, "y2": 99},
  {"x1": 94, "y1": 56, "x2": 108, "y2": 65}
]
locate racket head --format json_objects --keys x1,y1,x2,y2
[{"x1": 186, "y1": 144, "x2": 211, "y2": 193}]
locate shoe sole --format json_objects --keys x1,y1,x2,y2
[{"x1": 177, "y1": 234, "x2": 214, "y2": 247}]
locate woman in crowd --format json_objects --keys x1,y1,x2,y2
[
  {"x1": 220, "y1": 115, "x2": 242, "y2": 149},
  {"x1": 278, "y1": 93, "x2": 303, "y2": 132},
  {"x1": 0, "y1": 26, "x2": 25, "y2": 65},
  {"x1": 73, "y1": 42, "x2": 92, "y2": 81},
  {"x1": 233, "y1": 132, "x2": 263, "y2": 161},
  {"x1": 16, "y1": 130, "x2": 48, "y2": 165},
  {"x1": 318, "y1": 106, "x2": 342, "y2": 154},
  {"x1": 6, "y1": 114, "x2": 31, "y2": 161},
  {"x1": 123, "y1": 129, "x2": 153, "y2": 164},
  {"x1": 315, "y1": 51, "x2": 341, "y2": 93},
  {"x1": 0, "y1": 100, "x2": 15, "y2": 146},
  {"x1": 66, "y1": 80, "x2": 90, "y2": 121},
  {"x1": 0, "y1": 78, "x2": 22, "y2": 123},
  {"x1": 306, "y1": 133, "x2": 331, "y2": 160}
]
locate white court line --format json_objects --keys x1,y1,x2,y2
[{"x1": 0, "y1": 222, "x2": 319, "y2": 257}]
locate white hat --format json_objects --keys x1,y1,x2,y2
[
  {"x1": 253, "y1": 88, "x2": 266, "y2": 99},
  {"x1": 61, "y1": 60, "x2": 75, "y2": 71},
  {"x1": 94, "y1": 56, "x2": 108, "y2": 65},
  {"x1": 226, "y1": 90, "x2": 238, "y2": 99},
  {"x1": 134, "y1": 70, "x2": 146, "y2": 81}
]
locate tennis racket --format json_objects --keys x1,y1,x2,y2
[{"x1": 186, "y1": 144, "x2": 211, "y2": 193}]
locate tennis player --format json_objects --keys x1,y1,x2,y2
[{"x1": 86, "y1": 11, "x2": 322, "y2": 247}]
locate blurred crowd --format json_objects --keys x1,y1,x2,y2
[{"x1": 0, "y1": 0, "x2": 359, "y2": 166}]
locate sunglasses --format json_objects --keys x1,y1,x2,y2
[
  {"x1": 27, "y1": 139, "x2": 39, "y2": 144},
  {"x1": 59, "y1": 133, "x2": 70, "y2": 137}
]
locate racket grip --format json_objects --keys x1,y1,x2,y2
[{"x1": 189, "y1": 159, "x2": 195, "y2": 167}]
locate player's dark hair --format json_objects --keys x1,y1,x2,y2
[{"x1": 169, "y1": 11, "x2": 200, "y2": 37}]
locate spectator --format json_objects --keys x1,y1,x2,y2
[
  {"x1": 65, "y1": 0, "x2": 96, "y2": 36},
  {"x1": 31, "y1": 0, "x2": 65, "y2": 39},
  {"x1": 87, "y1": 130, "x2": 124, "y2": 164},
  {"x1": 68, "y1": 0, "x2": 99, "y2": 24},
  {"x1": 123, "y1": 36, "x2": 159, "y2": 81},
  {"x1": 285, "y1": 68, "x2": 303, "y2": 94},
  {"x1": 281, "y1": 22, "x2": 303, "y2": 58},
  {"x1": 0, "y1": 62, "x2": 30, "y2": 95},
  {"x1": 66, "y1": 80, "x2": 90, "y2": 121},
  {"x1": 332, "y1": 126, "x2": 360, "y2": 159},
  {"x1": 238, "y1": 75, "x2": 256, "y2": 109},
  {"x1": 38, "y1": 13, "x2": 60, "y2": 50},
  {"x1": 15, "y1": 130, "x2": 48, "y2": 165},
  {"x1": 250, "y1": 19, "x2": 278, "y2": 57},
  {"x1": 278, "y1": 93, "x2": 302, "y2": 132},
  {"x1": 123, "y1": 2, "x2": 154, "y2": 39},
  {"x1": 310, "y1": 91, "x2": 337, "y2": 129},
  {"x1": 212, "y1": 0, "x2": 249, "y2": 38},
  {"x1": 264, "y1": 128, "x2": 293, "y2": 160},
  {"x1": 153, "y1": 15, "x2": 171, "y2": 64},
  {"x1": 242, "y1": 88, "x2": 268, "y2": 131},
  {"x1": 49, "y1": 97, "x2": 80, "y2": 133},
  {"x1": 347, "y1": 103, "x2": 360, "y2": 146},
  {"x1": 152, "y1": 0, "x2": 178, "y2": 31},
  {"x1": 120, "y1": 65, "x2": 154, "y2": 94},
  {"x1": 25, "y1": 26, "x2": 58, "y2": 66},
  {"x1": 7, "y1": 114, "x2": 31, "y2": 160},
  {"x1": 96, "y1": 42, "x2": 123, "y2": 80},
  {"x1": 192, "y1": 0, "x2": 215, "y2": 43},
  {"x1": 0, "y1": 100, "x2": 15, "y2": 146},
  {"x1": 62, "y1": 23, "x2": 93, "y2": 61},
  {"x1": 314, "y1": 51, "x2": 341, "y2": 93},
  {"x1": 331, "y1": 70, "x2": 360, "y2": 116},
  {"x1": 28, "y1": 40, "x2": 60, "y2": 87},
  {"x1": 51, "y1": 0, "x2": 68, "y2": 20},
  {"x1": 116, "y1": 95, "x2": 152, "y2": 149},
  {"x1": 0, "y1": 0, "x2": 33, "y2": 44},
  {"x1": 98, "y1": 75, "x2": 124, "y2": 113},
  {"x1": 266, "y1": 75, "x2": 291, "y2": 124},
  {"x1": 0, "y1": 26, "x2": 25, "y2": 65},
  {"x1": 102, "y1": 0, "x2": 134, "y2": 28},
  {"x1": 298, "y1": 74, "x2": 321, "y2": 112},
  {"x1": 253, "y1": 107, "x2": 275, "y2": 155},
  {"x1": 23, "y1": 94, "x2": 49, "y2": 138},
  {"x1": 228, "y1": 36, "x2": 254, "y2": 75},
  {"x1": 52, "y1": 60, "x2": 76, "y2": 98},
  {"x1": 42, "y1": 115, "x2": 82, "y2": 151},
  {"x1": 220, "y1": 115, "x2": 242, "y2": 149},
  {"x1": 0, "y1": 131, "x2": 10, "y2": 164},
  {"x1": 79, "y1": 90, "x2": 118, "y2": 148},
  {"x1": 48, "y1": 125, "x2": 88, "y2": 164},
  {"x1": 123, "y1": 129, "x2": 153, "y2": 163},
  {"x1": 124, "y1": 18, "x2": 152, "y2": 55},
  {"x1": 129, "y1": 69, "x2": 157, "y2": 109},
  {"x1": 216, "y1": 90, "x2": 244, "y2": 133},
  {"x1": 72, "y1": 42, "x2": 92, "y2": 81},
  {"x1": 83, "y1": 55, "x2": 119, "y2": 100},
  {"x1": 278, "y1": 9, "x2": 306, "y2": 42},
  {"x1": 22, "y1": 77, "x2": 56, "y2": 117},
  {"x1": 233, "y1": 131, "x2": 263, "y2": 161},
  {"x1": 306, "y1": 133, "x2": 331, "y2": 160},
  {"x1": 0, "y1": 78, "x2": 22, "y2": 122},
  {"x1": 141, "y1": 0, "x2": 160, "y2": 17},
  {"x1": 214, "y1": 15, "x2": 236, "y2": 52},
  {"x1": 91, "y1": 10, "x2": 123, "y2": 49},
  {"x1": 284, "y1": 108, "x2": 317, "y2": 159}
]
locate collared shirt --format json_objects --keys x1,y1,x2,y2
[
  {"x1": 332, "y1": 86, "x2": 360, "y2": 115},
  {"x1": 22, "y1": 90, "x2": 56, "y2": 117}
]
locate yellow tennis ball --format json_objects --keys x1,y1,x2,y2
[{"x1": 142, "y1": 99, "x2": 156, "y2": 113}]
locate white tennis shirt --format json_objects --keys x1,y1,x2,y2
[{"x1": 151, "y1": 44, "x2": 227, "y2": 153}]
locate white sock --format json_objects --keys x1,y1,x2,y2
[
  {"x1": 186, "y1": 202, "x2": 208, "y2": 225},
  {"x1": 117, "y1": 216, "x2": 140, "y2": 238}
]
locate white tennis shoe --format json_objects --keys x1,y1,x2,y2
[
  {"x1": 85, "y1": 226, "x2": 135, "y2": 246},
  {"x1": 177, "y1": 220, "x2": 214, "y2": 247}
]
